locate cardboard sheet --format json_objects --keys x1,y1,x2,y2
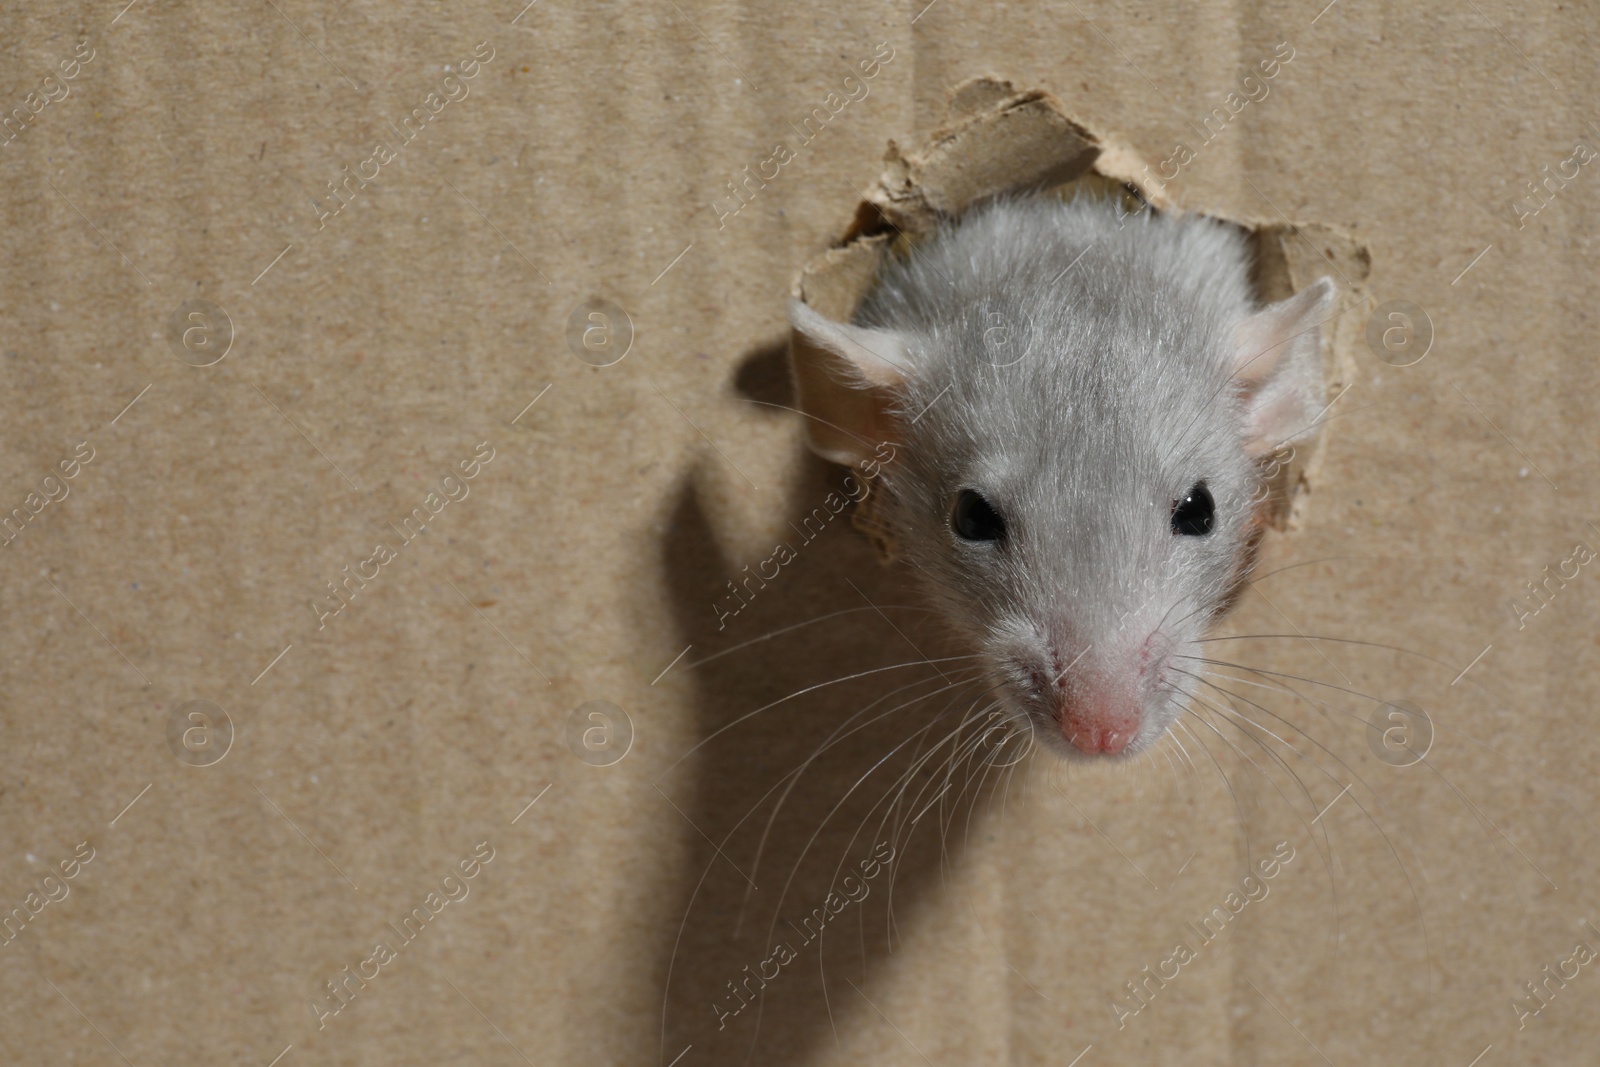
[{"x1": 1, "y1": 2, "x2": 1597, "y2": 1065}]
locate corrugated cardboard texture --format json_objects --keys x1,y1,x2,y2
[{"x1": 1, "y1": 2, "x2": 1597, "y2": 1065}]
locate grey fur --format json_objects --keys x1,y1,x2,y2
[{"x1": 795, "y1": 193, "x2": 1329, "y2": 759}]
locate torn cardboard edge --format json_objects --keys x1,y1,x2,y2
[{"x1": 791, "y1": 75, "x2": 1371, "y2": 535}]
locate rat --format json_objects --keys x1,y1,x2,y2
[{"x1": 787, "y1": 193, "x2": 1335, "y2": 760}]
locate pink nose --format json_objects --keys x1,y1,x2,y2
[
  {"x1": 1059, "y1": 697, "x2": 1140, "y2": 755},
  {"x1": 1066, "y1": 721, "x2": 1134, "y2": 755}
]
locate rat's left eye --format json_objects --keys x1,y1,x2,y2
[
  {"x1": 952, "y1": 489, "x2": 1006, "y2": 542},
  {"x1": 1171, "y1": 481, "x2": 1214, "y2": 536}
]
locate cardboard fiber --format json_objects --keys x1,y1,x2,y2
[{"x1": 0, "y1": 2, "x2": 1597, "y2": 1066}]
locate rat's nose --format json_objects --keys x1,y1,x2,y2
[
  {"x1": 1058, "y1": 693, "x2": 1141, "y2": 755},
  {"x1": 1065, "y1": 719, "x2": 1135, "y2": 755},
  {"x1": 1037, "y1": 637, "x2": 1147, "y2": 755}
]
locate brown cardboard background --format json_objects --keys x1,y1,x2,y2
[{"x1": 1, "y1": 1, "x2": 1597, "y2": 1065}]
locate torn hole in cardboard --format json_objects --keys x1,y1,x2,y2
[{"x1": 790, "y1": 75, "x2": 1371, "y2": 562}]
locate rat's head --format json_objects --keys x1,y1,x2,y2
[{"x1": 788, "y1": 201, "x2": 1335, "y2": 761}]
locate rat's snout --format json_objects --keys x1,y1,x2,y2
[{"x1": 1032, "y1": 628, "x2": 1171, "y2": 756}]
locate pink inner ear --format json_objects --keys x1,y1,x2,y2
[
  {"x1": 1230, "y1": 279, "x2": 1336, "y2": 457},
  {"x1": 788, "y1": 298, "x2": 912, "y2": 467},
  {"x1": 1231, "y1": 315, "x2": 1293, "y2": 389},
  {"x1": 1230, "y1": 277, "x2": 1335, "y2": 388},
  {"x1": 1242, "y1": 382, "x2": 1310, "y2": 458}
]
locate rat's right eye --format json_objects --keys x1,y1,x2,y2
[
  {"x1": 952, "y1": 489, "x2": 1006, "y2": 542},
  {"x1": 1171, "y1": 480, "x2": 1215, "y2": 536}
]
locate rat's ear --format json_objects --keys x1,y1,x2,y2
[
  {"x1": 787, "y1": 298, "x2": 911, "y2": 466},
  {"x1": 1231, "y1": 276, "x2": 1335, "y2": 457}
]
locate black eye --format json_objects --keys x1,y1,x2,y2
[
  {"x1": 1171, "y1": 481, "x2": 1214, "y2": 536},
  {"x1": 952, "y1": 489, "x2": 1006, "y2": 542}
]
